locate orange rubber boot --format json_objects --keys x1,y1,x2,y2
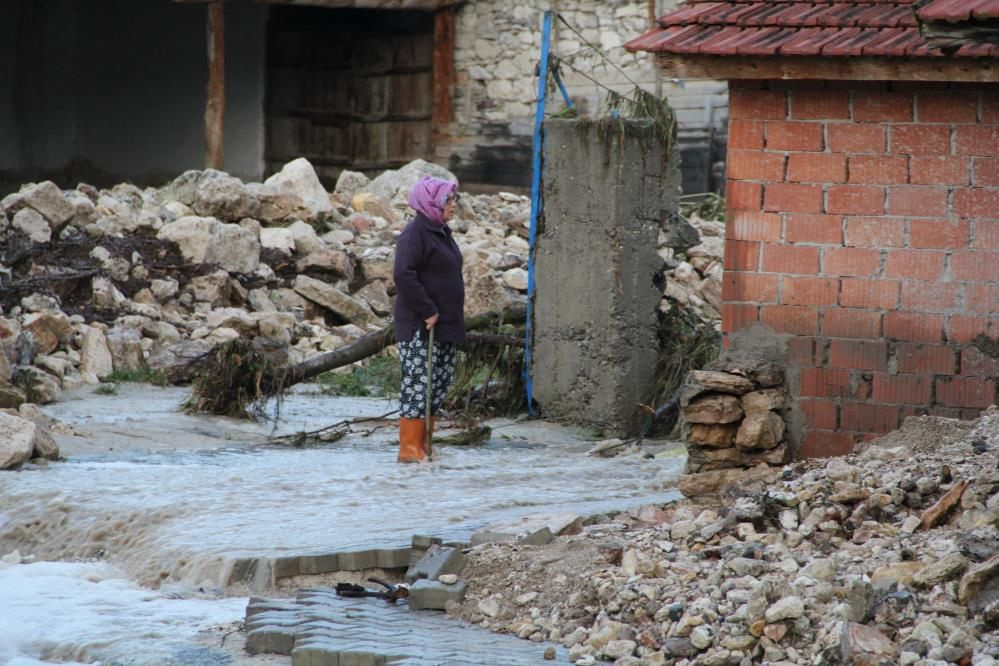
[{"x1": 397, "y1": 418, "x2": 428, "y2": 463}]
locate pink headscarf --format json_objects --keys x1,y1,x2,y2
[{"x1": 408, "y1": 176, "x2": 458, "y2": 225}]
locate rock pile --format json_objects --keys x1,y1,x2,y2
[
  {"x1": 447, "y1": 409, "x2": 999, "y2": 665},
  {"x1": 0, "y1": 157, "x2": 722, "y2": 469},
  {"x1": 681, "y1": 363, "x2": 791, "y2": 474}
]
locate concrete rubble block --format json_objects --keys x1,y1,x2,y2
[
  {"x1": 157, "y1": 215, "x2": 261, "y2": 274},
  {"x1": 294, "y1": 275, "x2": 373, "y2": 326},
  {"x1": 469, "y1": 512, "x2": 582, "y2": 547},
  {"x1": 245, "y1": 625, "x2": 297, "y2": 655},
  {"x1": 298, "y1": 553, "x2": 341, "y2": 576},
  {"x1": 406, "y1": 545, "x2": 466, "y2": 583},
  {"x1": 0, "y1": 411, "x2": 36, "y2": 470},
  {"x1": 409, "y1": 579, "x2": 468, "y2": 611},
  {"x1": 337, "y1": 550, "x2": 377, "y2": 571},
  {"x1": 683, "y1": 394, "x2": 744, "y2": 425}
]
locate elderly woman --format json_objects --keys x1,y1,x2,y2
[{"x1": 393, "y1": 176, "x2": 465, "y2": 462}]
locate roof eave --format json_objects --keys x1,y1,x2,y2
[{"x1": 639, "y1": 52, "x2": 999, "y2": 82}]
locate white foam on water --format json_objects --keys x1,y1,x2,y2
[{"x1": 0, "y1": 558, "x2": 245, "y2": 665}]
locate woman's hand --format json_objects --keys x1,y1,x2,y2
[{"x1": 424, "y1": 313, "x2": 439, "y2": 329}]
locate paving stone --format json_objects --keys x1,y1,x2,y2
[
  {"x1": 299, "y1": 553, "x2": 341, "y2": 575},
  {"x1": 245, "y1": 625, "x2": 296, "y2": 655},
  {"x1": 337, "y1": 549, "x2": 378, "y2": 570},
  {"x1": 245, "y1": 585, "x2": 566, "y2": 664},
  {"x1": 376, "y1": 547, "x2": 411, "y2": 569},
  {"x1": 409, "y1": 579, "x2": 468, "y2": 610},
  {"x1": 406, "y1": 545, "x2": 466, "y2": 583},
  {"x1": 274, "y1": 556, "x2": 301, "y2": 579}
]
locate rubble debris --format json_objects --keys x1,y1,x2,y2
[{"x1": 445, "y1": 408, "x2": 999, "y2": 664}]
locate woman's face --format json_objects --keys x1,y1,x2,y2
[{"x1": 443, "y1": 192, "x2": 458, "y2": 222}]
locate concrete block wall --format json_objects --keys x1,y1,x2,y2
[
  {"x1": 532, "y1": 118, "x2": 680, "y2": 434},
  {"x1": 722, "y1": 79, "x2": 999, "y2": 457}
]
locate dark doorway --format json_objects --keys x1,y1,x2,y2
[{"x1": 265, "y1": 6, "x2": 434, "y2": 186}]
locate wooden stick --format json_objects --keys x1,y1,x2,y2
[{"x1": 204, "y1": 2, "x2": 225, "y2": 169}]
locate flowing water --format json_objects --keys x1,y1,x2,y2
[{"x1": 0, "y1": 385, "x2": 684, "y2": 664}]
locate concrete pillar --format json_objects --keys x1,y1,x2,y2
[{"x1": 531, "y1": 118, "x2": 680, "y2": 434}]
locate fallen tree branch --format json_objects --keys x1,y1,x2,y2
[{"x1": 185, "y1": 305, "x2": 527, "y2": 417}]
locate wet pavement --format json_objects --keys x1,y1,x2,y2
[{"x1": 0, "y1": 384, "x2": 684, "y2": 664}]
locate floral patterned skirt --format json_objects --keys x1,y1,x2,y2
[{"x1": 397, "y1": 334, "x2": 457, "y2": 419}]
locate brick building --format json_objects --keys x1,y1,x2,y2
[{"x1": 627, "y1": 0, "x2": 999, "y2": 456}]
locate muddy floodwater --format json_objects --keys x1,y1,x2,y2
[{"x1": 0, "y1": 385, "x2": 684, "y2": 665}]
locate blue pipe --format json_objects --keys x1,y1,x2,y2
[{"x1": 524, "y1": 10, "x2": 553, "y2": 417}]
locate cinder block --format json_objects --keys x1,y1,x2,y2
[
  {"x1": 408, "y1": 579, "x2": 468, "y2": 611},
  {"x1": 406, "y1": 545, "x2": 465, "y2": 583},
  {"x1": 245, "y1": 626, "x2": 296, "y2": 655},
  {"x1": 299, "y1": 553, "x2": 340, "y2": 575}
]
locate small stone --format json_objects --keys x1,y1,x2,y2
[
  {"x1": 544, "y1": 647, "x2": 556, "y2": 660},
  {"x1": 438, "y1": 574, "x2": 458, "y2": 584},
  {"x1": 689, "y1": 625, "x2": 715, "y2": 650},
  {"x1": 516, "y1": 591, "x2": 539, "y2": 605},
  {"x1": 477, "y1": 597, "x2": 501, "y2": 618}
]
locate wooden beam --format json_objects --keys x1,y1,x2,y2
[
  {"x1": 654, "y1": 53, "x2": 999, "y2": 83},
  {"x1": 205, "y1": 2, "x2": 225, "y2": 170},
  {"x1": 432, "y1": 6, "x2": 455, "y2": 129}
]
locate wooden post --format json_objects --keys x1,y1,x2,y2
[
  {"x1": 205, "y1": 1, "x2": 225, "y2": 169},
  {"x1": 432, "y1": 6, "x2": 455, "y2": 128}
]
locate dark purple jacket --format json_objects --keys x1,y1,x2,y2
[{"x1": 393, "y1": 212, "x2": 465, "y2": 343}]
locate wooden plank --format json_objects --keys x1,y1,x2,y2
[
  {"x1": 433, "y1": 6, "x2": 455, "y2": 127},
  {"x1": 205, "y1": 2, "x2": 225, "y2": 169},
  {"x1": 655, "y1": 53, "x2": 999, "y2": 82}
]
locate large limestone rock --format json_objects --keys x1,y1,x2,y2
[
  {"x1": 262, "y1": 158, "x2": 333, "y2": 221},
  {"x1": 368, "y1": 159, "x2": 456, "y2": 208},
  {"x1": 260, "y1": 227, "x2": 295, "y2": 255},
  {"x1": 286, "y1": 220, "x2": 324, "y2": 256},
  {"x1": 333, "y1": 170, "x2": 371, "y2": 201},
  {"x1": 12, "y1": 208, "x2": 51, "y2": 243},
  {"x1": 106, "y1": 328, "x2": 147, "y2": 373},
  {"x1": 23, "y1": 312, "x2": 73, "y2": 355},
  {"x1": 683, "y1": 394, "x2": 744, "y2": 424},
  {"x1": 157, "y1": 216, "x2": 260, "y2": 274},
  {"x1": 0, "y1": 411, "x2": 35, "y2": 470},
  {"x1": 296, "y1": 248, "x2": 354, "y2": 283},
  {"x1": 206, "y1": 308, "x2": 258, "y2": 336},
  {"x1": 79, "y1": 327, "x2": 114, "y2": 379},
  {"x1": 735, "y1": 411, "x2": 785, "y2": 450},
  {"x1": 17, "y1": 403, "x2": 59, "y2": 460},
  {"x1": 0, "y1": 383, "x2": 26, "y2": 408},
  {"x1": 293, "y1": 275, "x2": 373, "y2": 326},
  {"x1": 192, "y1": 171, "x2": 258, "y2": 221},
  {"x1": 680, "y1": 370, "x2": 754, "y2": 405},
  {"x1": 11, "y1": 367, "x2": 61, "y2": 404},
  {"x1": 19, "y1": 181, "x2": 75, "y2": 230}
]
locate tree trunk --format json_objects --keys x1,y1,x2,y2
[{"x1": 281, "y1": 305, "x2": 526, "y2": 386}]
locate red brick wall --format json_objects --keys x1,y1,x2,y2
[{"x1": 723, "y1": 80, "x2": 999, "y2": 457}]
